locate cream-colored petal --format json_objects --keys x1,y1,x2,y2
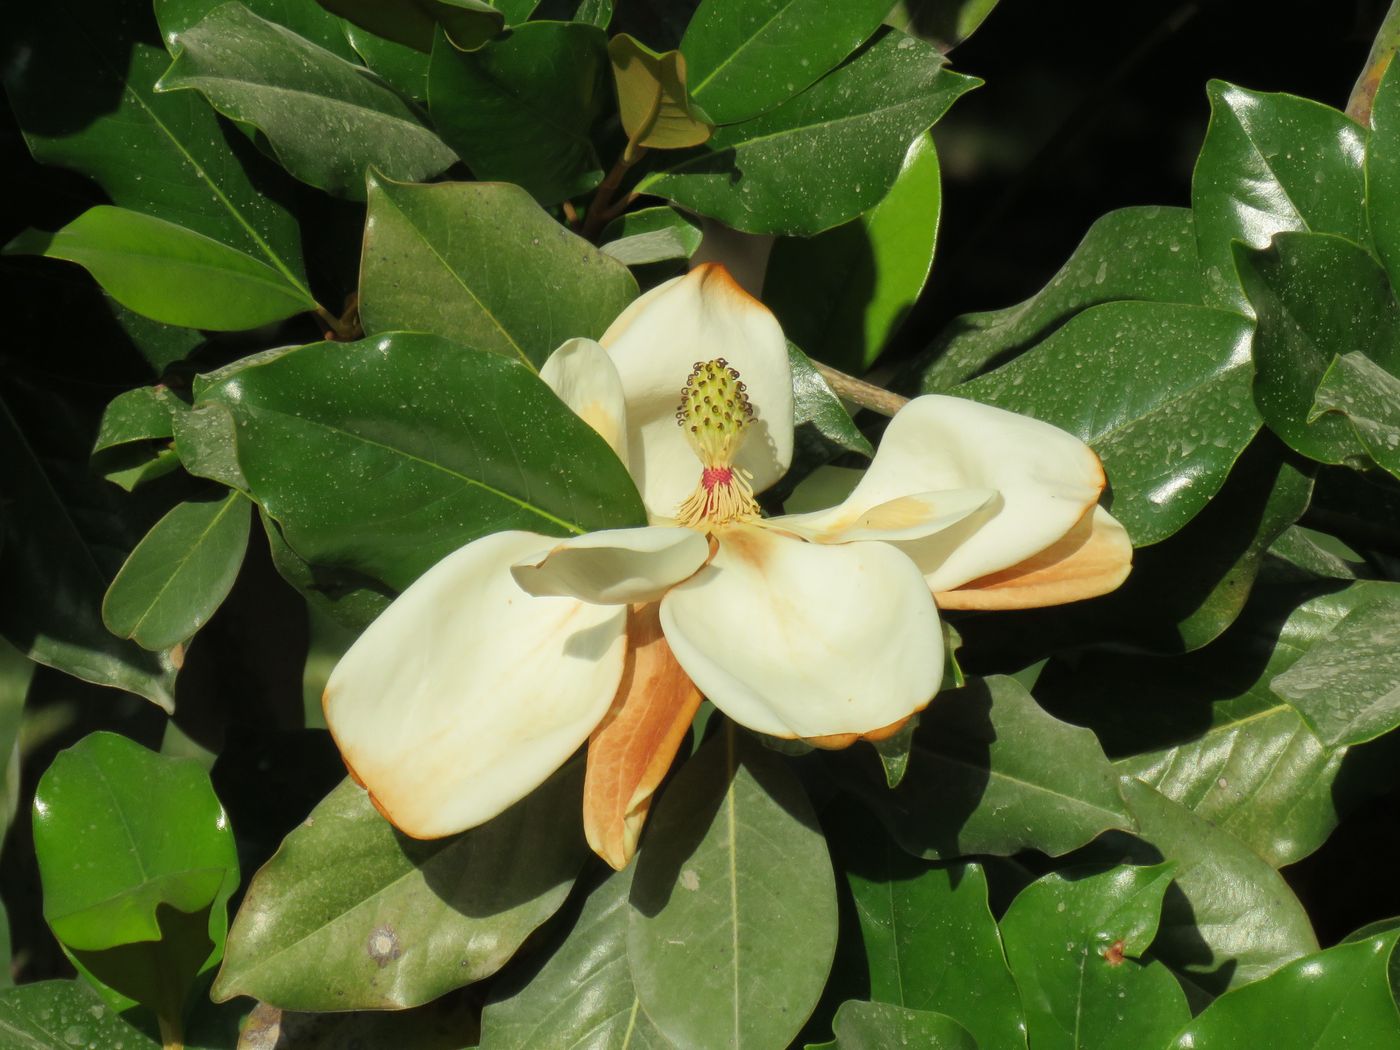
[
  {"x1": 937, "y1": 505, "x2": 1133, "y2": 609},
  {"x1": 659, "y1": 524, "x2": 942, "y2": 740},
  {"x1": 540, "y1": 337, "x2": 630, "y2": 468},
  {"x1": 774, "y1": 488, "x2": 996, "y2": 545},
  {"x1": 324, "y1": 531, "x2": 627, "y2": 838},
  {"x1": 510, "y1": 526, "x2": 710, "y2": 605},
  {"x1": 834, "y1": 395, "x2": 1106, "y2": 591},
  {"x1": 600, "y1": 263, "x2": 793, "y2": 520}
]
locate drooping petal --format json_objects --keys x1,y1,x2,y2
[
  {"x1": 600, "y1": 263, "x2": 793, "y2": 520},
  {"x1": 540, "y1": 337, "x2": 630, "y2": 467},
  {"x1": 324, "y1": 531, "x2": 627, "y2": 838},
  {"x1": 659, "y1": 524, "x2": 942, "y2": 740},
  {"x1": 774, "y1": 487, "x2": 996, "y2": 545},
  {"x1": 510, "y1": 525, "x2": 710, "y2": 605},
  {"x1": 583, "y1": 602, "x2": 703, "y2": 870},
  {"x1": 937, "y1": 505, "x2": 1133, "y2": 609},
  {"x1": 828, "y1": 395, "x2": 1107, "y2": 591}
]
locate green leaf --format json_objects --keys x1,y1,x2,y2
[
  {"x1": 157, "y1": 3, "x2": 458, "y2": 200},
  {"x1": 195, "y1": 332, "x2": 646, "y2": 591},
  {"x1": 156, "y1": 0, "x2": 360, "y2": 59},
  {"x1": 1311, "y1": 351, "x2": 1400, "y2": 479},
  {"x1": 999, "y1": 864, "x2": 1189, "y2": 1050},
  {"x1": 679, "y1": 0, "x2": 891, "y2": 125},
  {"x1": 91, "y1": 386, "x2": 188, "y2": 492},
  {"x1": 479, "y1": 866, "x2": 671, "y2": 1049},
  {"x1": 628, "y1": 725, "x2": 837, "y2": 1049},
  {"x1": 887, "y1": 0, "x2": 1002, "y2": 50},
  {"x1": 788, "y1": 343, "x2": 875, "y2": 458},
  {"x1": 359, "y1": 174, "x2": 638, "y2": 367},
  {"x1": 838, "y1": 677, "x2": 1133, "y2": 860},
  {"x1": 345, "y1": 24, "x2": 432, "y2": 101},
  {"x1": 1169, "y1": 929, "x2": 1400, "y2": 1049},
  {"x1": 1368, "y1": 59, "x2": 1400, "y2": 292},
  {"x1": 108, "y1": 300, "x2": 207, "y2": 373},
  {"x1": 956, "y1": 300, "x2": 1258, "y2": 546},
  {"x1": 318, "y1": 0, "x2": 504, "y2": 51},
  {"x1": 830, "y1": 804, "x2": 1024, "y2": 1050},
  {"x1": 1119, "y1": 777, "x2": 1318, "y2": 995},
  {"x1": 428, "y1": 22, "x2": 607, "y2": 204},
  {"x1": 1271, "y1": 591, "x2": 1400, "y2": 746},
  {"x1": 0, "y1": 396, "x2": 177, "y2": 711},
  {"x1": 259, "y1": 510, "x2": 392, "y2": 631},
  {"x1": 600, "y1": 206, "x2": 703, "y2": 264},
  {"x1": 6, "y1": 207, "x2": 316, "y2": 331},
  {"x1": 1238, "y1": 231, "x2": 1400, "y2": 465},
  {"x1": 4, "y1": 2, "x2": 311, "y2": 297},
  {"x1": 102, "y1": 491, "x2": 251, "y2": 651},
  {"x1": 607, "y1": 34, "x2": 714, "y2": 153},
  {"x1": 809, "y1": 1001, "x2": 978, "y2": 1050},
  {"x1": 767, "y1": 134, "x2": 940, "y2": 371},
  {"x1": 0, "y1": 981, "x2": 159, "y2": 1050},
  {"x1": 916, "y1": 206, "x2": 1206, "y2": 393},
  {"x1": 1192, "y1": 81, "x2": 1368, "y2": 313},
  {"x1": 638, "y1": 28, "x2": 977, "y2": 236},
  {"x1": 214, "y1": 766, "x2": 587, "y2": 1010}
]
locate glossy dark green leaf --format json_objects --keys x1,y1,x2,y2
[
  {"x1": 194, "y1": 333, "x2": 645, "y2": 591},
  {"x1": 1192, "y1": 81, "x2": 1368, "y2": 313},
  {"x1": 214, "y1": 767, "x2": 587, "y2": 1010},
  {"x1": 628, "y1": 726, "x2": 837, "y2": 1050},
  {"x1": 102, "y1": 491, "x2": 251, "y2": 651},
  {"x1": 479, "y1": 866, "x2": 670, "y2": 1049},
  {"x1": 608, "y1": 34, "x2": 714, "y2": 152},
  {"x1": 1311, "y1": 351, "x2": 1400, "y2": 478},
  {"x1": 0, "y1": 981, "x2": 159, "y2": 1050},
  {"x1": 1238, "y1": 231, "x2": 1400, "y2": 465},
  {"x1": 887, "y1": 0, "x2": 1001, "y2": 50},
  {"x1": 428, "y1": 22, "x2": 606, "y2": 204},
  {"x1": 1119, "y1": 778, "x2": 1317, "y2": 995},
  {"x1": 1271, "y1": 590, "x2": 1400, "y2": 746},
  {"x1": 917, "y1": 206, "x2": 1205, "y2": 392},
  {"x1": 957, "y1": 300, "x2": 1257, "y2": 546},
  {"x1": 789, "y1": 343, "x2": 875, "y2": 458},
  {"x1": 4, "y1": 2, "x2": 311, "y2": 297},
  {"x1": 491, "y1": 0, "x2": 539, "y2": 22},
  {"x1": 345, "y1": 24, "x2": 432, "y2": 101},
  {"x1": 679, "y1": 0, "x2": 890, "y2": 125},
  {"x1": 158, "y1": 3, "x2": 458, "y2": 200},
  {"x1": 832, "y1": 805, "x2": 1024, "y2": 1050},
  {"x1": 155, "y1": 0, "x2": 359, "y2": 59},
  {"x1": 319, "y1": 0, "x2": 504, "y2": 51},
  {"x1": 0, "y1": 396, "x2": 177, "y2": 711},
  {"x1": 600, "y1": 206, "x2": 703, "y2": 264},
  {"x1": 1169, "y1": 929, "x2": 1400, "y2": 1049},
  {"x1": 808, "y1": 1001, "x2": 977, "y2": 1050},
  {"x1": 1000, "y1": 864, "x2": 1187, "y2": 1050},
  {"x1": 767, "y1": 134, "x2": 940, "y2": 371},
  {"x1": 109, "y1": 300, "x2": 206, "y2": 373},
  {"x1": 839, "y1": 677, "x2": 1132, "y2": 861},
  {"x1": 92, "y1": 385, "x2": 187, "y2": 492},
  {"x1": 1367, "y1": 59, "x2": 1400, "y2": 291},
  {"x1": 359, "y1": 175, "x2": 638, "y2": 367},
  {"x1": 6, "y1": 207, "x2": 316, "y2": 331},
  {"x1": 639, "y1": 28, "x2": 977, "y2": 236},
  {"x1": 259, "y1": 510, "x2": 392, "y2": 631},
  {"x1": 34, "y1": 731, "x2": 239, "y2": 952}
]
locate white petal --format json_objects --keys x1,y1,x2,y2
[
  {"x1": 540, "y1": 337, "x2": 630, "y2": 467},
  {"x1": 601, "y1": 264, "x2": 793, "y2": 521},
  {"x1": 510, "y1": 525, "x2": 710, "y2": 605},
  {"x1": 659, "y1": 524, "x2": 942, "y2": 740},
  {"x1": 835, "y1": 395, "x2": 1106, "y2": 591},
  {"x1": 774, "y1": 487, "x2": 996, "y2": 544},
  {"x1": 324, "y1": 531, "x2": 627, "y2": 838}
]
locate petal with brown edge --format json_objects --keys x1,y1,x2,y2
[
  {"x1": 583, "y1": 602, "x2": 703, "y2": 870},
  {"x1": 936, "y1": 505, "x2": 1132, "y2": 610}
]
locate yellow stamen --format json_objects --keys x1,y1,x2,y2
[{"x1": 674, "y1": 358, "x2": 761, "y2": 528}]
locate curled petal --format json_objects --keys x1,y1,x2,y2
[
  {"x1": 540, "y1": 337, "x2": 630, "y2": 467},
  {"x1": 659, "y1": 524, "x2": 942, "y2": 740},
  {"x1": 831, "y1": 395, "x2": 1107, "y2": 591},
  {"x1": 937, "y1": 505, "x2": 1133, "y2": 609},
  {"x1": 601, "y1": 263, "x2": 793, "y2": 521},
  {"x1": 324, "y1": 531, "x2": 627, "y2": 838},
  {"x1": 584, "y1": 602, "x2": 703, "y2": 870},
  {"x1": 774, "y1": 488, "x2": 996, "y2": 545},
  {"x1": 511, "y1": 525, "x2": 710, "y2": 605}
]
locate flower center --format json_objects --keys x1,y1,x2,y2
[{"x1": 674, "y1": 358, "x2": 761, "y2": 528}]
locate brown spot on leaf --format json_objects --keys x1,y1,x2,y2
[
  {"x1": 368, "y1": 925, "x2": 403, "y2": 968},
  {"x1": 1103, "y1": 939, "x2": 1126, "y2": 966}
]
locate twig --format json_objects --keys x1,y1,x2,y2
[
  {"x1": 313, "y1": 303, "x2": 355, "y2": 341},
  {"x1": 813, "y1": 361, "x2": 909, "y2": 417},
  {"x1": 581, "y1": 149, "x2": 646, "y2": 240},
  {"x1": 1348, "y1": 0, "x2": 1400, "y2": 125},
  {"x1": 561, "y1": 199, "x2": 580, "y2": 228}
]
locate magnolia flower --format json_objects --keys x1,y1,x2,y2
[{"x1": 324, "y1": 264, "x2": 1131, "y2": 868}]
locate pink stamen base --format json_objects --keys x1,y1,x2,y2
[{"x1": 702, "y1": 466, "x2": 734, "y2": 491}]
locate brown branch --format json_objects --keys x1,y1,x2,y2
[
  {"x1": 813, "y1": 361, "x2": 909, "y2": 417},
  {"x1": 581, "y1": 149, "x2": 646, "y2": 240}
]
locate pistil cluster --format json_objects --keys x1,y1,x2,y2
[{"x1": 674, "y1": 358, "x2": 761, "y2": 528}]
